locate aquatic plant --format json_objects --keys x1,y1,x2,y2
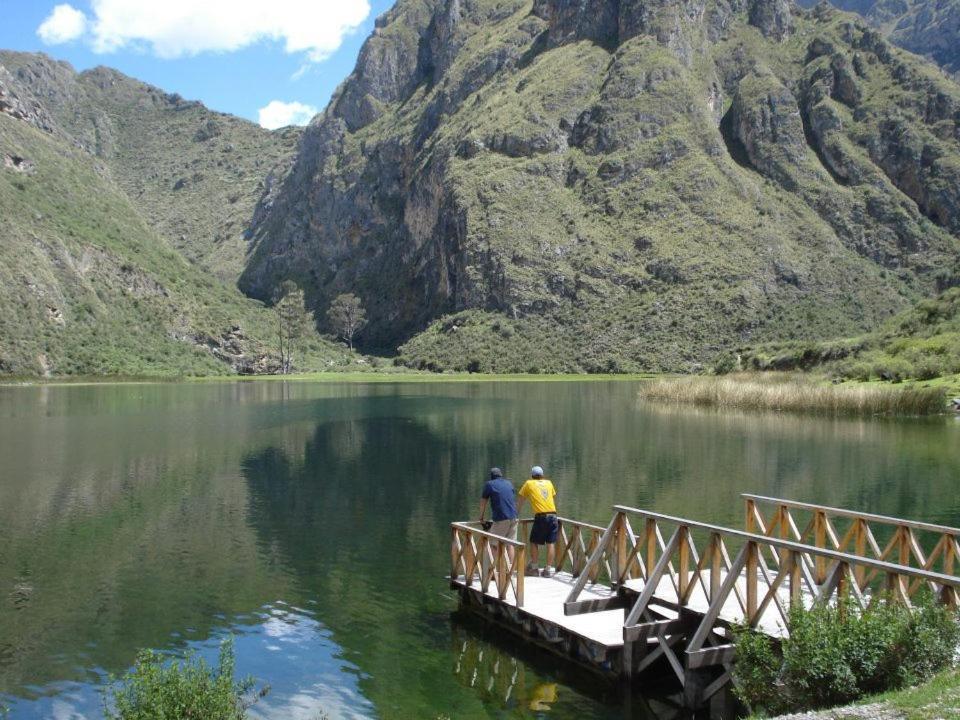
[
  {"x1": 638, "y1": 372, "x2": 946, "y2": 416},
  {"x1": 103, "y1": 638, "x2": 258, "y2": 720}
]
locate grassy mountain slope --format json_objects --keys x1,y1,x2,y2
[
  {"x1": 241, "y1": 0, "x2": 960, "y2": 373},
  {"x1": 797, "y1": 0, "x2": 960, "y2": 80},
  {"x1": 0, "y1": 50, "x2": 299, "y2": 283},
  {"x1": 0, "y1": 77, "x2": 351, "y2": 377},
  {"x1": 736, "y1": 286, "x2": 960, "y2": 385}
]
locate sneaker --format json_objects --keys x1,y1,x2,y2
[
  {"x1": 525, "y1": 564, "x2": 540, "y2": 577},
  {"x1": 542, "y1": 566, "x2": 556, "y2": 578}
]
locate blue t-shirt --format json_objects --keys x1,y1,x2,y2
[{"x1": 482, "y1": 477, "x2": 518, "y2": 521}]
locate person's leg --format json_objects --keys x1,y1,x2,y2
[{"x1": 545, "y1": 542, "x2": 555, "y2": 568}]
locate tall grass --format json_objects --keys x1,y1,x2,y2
[{"x1": 638, "y1": 373, "x2": 946, "y2": 416}]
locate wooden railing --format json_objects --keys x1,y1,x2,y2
[
  {"x1": 450, "y1": 522, "x2": 526, "y2": 607},
  {"x1": 744, "y1": 494, "x2": 960, "y2": 589},
  {"x1": 519, "y1": 516, "x2": 611, "y2": 581},
  {"x1": 565, "y1": 506, "x2": 960, "y2": 696}
]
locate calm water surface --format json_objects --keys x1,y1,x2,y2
[{"x1": 1, "y1": 380, "x2": 959, "y2": 719}]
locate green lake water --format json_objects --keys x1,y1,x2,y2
[{"x1": 1, "y1": 379, "x2": 959, "y2": 719}]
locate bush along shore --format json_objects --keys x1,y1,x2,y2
[
  {"x1": 638, "y1": 372, "x2": 948, "y2": 416},
  {"x1": 734, "y1": 592, "x2": 960, "y2": 718}
]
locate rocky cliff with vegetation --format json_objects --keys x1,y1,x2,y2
[
  {"x1": 4, "y1": 0, "x2": 960, "y2": 377},
  {"x1": 0, "y1": 52, "x2": 351, "y2": 376},
  {"x1": 798, "y1": 0, "x2": 960, "y2": 80},
  {"x1": 241, "y1": 0, "x2": 960, "y2": 373}
]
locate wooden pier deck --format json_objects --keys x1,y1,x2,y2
[{"x1": 450, "y1": 499, "x2": 960, "y2": 708}]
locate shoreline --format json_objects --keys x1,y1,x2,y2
[{"x1": 0, "y1": 371, "x2": 661, "y2": 388}]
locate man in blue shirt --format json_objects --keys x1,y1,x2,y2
[{"x1": 479, "y1": 468, "x2": 518, "y2": 559}]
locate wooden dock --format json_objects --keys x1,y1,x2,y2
[{"x1": 450, "y1": 497, "x2": 960, "y2": 708}]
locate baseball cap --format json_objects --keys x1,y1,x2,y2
[{"x1": 531, "y1": 466, "x2": 544, "y2": 477}]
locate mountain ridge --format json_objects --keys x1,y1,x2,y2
[
  {"x1": 0, "y1": 52, "x2": 352, "y2": 376},
  {"x1": 241, "y1": 0, "x2": 960, "y2": 372}
]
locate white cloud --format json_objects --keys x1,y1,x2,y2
[
  {"x1": 37, "y1": 4, "x2": 88, "y2": 45},
  {"x1": 258, "y1": 100, "x2": 319, "y2": 129},
  {"x1": 83, "y1": 0, "x2": 371, "y2": 62}
]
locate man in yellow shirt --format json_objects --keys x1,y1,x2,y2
[{"x1": 517, "y1": 466, "x2": 558, "y2": 577}]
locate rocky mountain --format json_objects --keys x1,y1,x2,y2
[
  {"x1": 241, "y1": 0, "x2": 960, "y2": 372},
  {"x1": 0, "y1": 54, "x2": 352, "y2": 376},
  {"x1": 796, "y1": 0, "x2": 960, "y2": 80}
]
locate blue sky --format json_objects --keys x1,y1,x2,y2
[{"x1": 0, "y1": 0, "x2": 397, "y2": 128}]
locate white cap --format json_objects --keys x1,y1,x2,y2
[{"x1": 531, "y1": 466, "x2": 544, "y2": 477}]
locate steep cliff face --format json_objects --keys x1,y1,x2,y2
[{"x1": 242, "y1": 0, "x2": 960, "y2": 371}]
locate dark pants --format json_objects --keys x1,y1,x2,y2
[{"x1": 530, "y1": 514, "x2": 559, "y2": 544}]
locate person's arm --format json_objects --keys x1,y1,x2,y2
[
  {"x1": 516, "y1": 482, "x2": 527, "y2": 516},
  {"x1": 478, "y1": 497, "x2": 488, "y2": 522}
]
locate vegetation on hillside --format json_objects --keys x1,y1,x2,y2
[
  {"x1": 0, "y1": 112, "x2": 353, "y2": 377},
  {"x1": 730, "y1": 288, "x2": 960, "y2": 386}
]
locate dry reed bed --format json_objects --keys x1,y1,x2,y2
[{"x1": 638, "y1": 373, "x2": 946, "y2": 416}]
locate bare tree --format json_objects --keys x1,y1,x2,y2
[
  {"x1": 327, "y1": 293, "x2": 367, "y2": 351},
  {"x1": 274, "y1": 281, "x2": 313, "y2": 373}
]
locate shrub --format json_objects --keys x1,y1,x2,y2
[
  {"x1": 104, "y1": 638, "x2": 257, "y2": 720},
  {"x1": 732, "y1": 594, "x2": 959, "y2": 715}
]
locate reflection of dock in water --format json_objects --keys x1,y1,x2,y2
[
  {"x1": 450, "y1": 495, "x2": 960, "y2": 710},
  {"x1": 450, "y1": 614, "x2": 698, "y2": 719}
]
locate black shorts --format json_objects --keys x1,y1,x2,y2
[{"x1": 530, "y1": 514, "x2": 559, "y2": 545}]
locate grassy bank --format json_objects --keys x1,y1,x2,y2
[
  {"x1": 638, "y1": 373, "x2": 947, "y2": 416},
  {"x1": 765, "y1": 668, "x2": 960, "y2": 719}
]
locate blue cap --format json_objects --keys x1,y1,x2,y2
[{"x1": 531, "y1": 466, "x2": 544, "y2": 477}]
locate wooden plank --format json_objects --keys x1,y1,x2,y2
[
  {"x1": 623, "y1": 618, "x2": 688, "y2": 643},
  {"x1": 686, "y1": 644, "x2": 736, "y2": 669},
  {"x1": 565, "y1": 595, "x2": 628, "y2": 616}
]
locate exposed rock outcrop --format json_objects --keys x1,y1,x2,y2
[{"x1": 230, "y1": 0, "x2": 960, "y2": 371}]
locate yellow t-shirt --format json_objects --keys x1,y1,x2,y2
[{"x1": 519, "y1": 478, "x2": 556, "y2": 514}]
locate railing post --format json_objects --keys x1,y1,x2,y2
[
  {"x1": 572, "y1": 526, "x2": 584, "y2": 577},
  {"x1": 451, "y1": 526, "x2": 459, "y2": 581},
  {"x1": 497, "y1": 544, "x2": 507, "y2": 599},
  {"x1": 746, "y1": 541, "x2": 758, "y2": 621},
  {"x1": 614, "y1": 511, "x2": 627, "y2": 585},
  {"x1": 898, "y1": 526, "x2": 910, "y2": 567},
  {"x1": 678, "y1": 526, "x2": 690, "y2": 604},
  {"x1": 710, "y1": 533, "x2": 721, "y2": 602},
  {"x1": 778, "y1": 504, "x2": 789, "y2": 565},
  {"x1": 814, "y1": 511, "x2": 827, "y2": 583},
  {"x1": 854, "y1": 519, "x2": 867, "y2": 588},
  {"x1": 945, "y1": 534, "x2": 956, "y2": 577},
  {"x1": 645, "y1": 518, "x2": 657, "y2": 578},
  {"x1": 465, "y1": 534, "x2": 477, "y2": 587},
  {"x1": 745, "y1": 498, "x2": 756, "y2": 533},
  {"x1": 516, "y1": 544, "x2": 526, "y2": 607},
  {"x1": 788, "y1": 549, "x2": 801, "y2": 609}
]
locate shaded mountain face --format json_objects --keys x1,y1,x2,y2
[
  {"x1": 795, "y1": 0, "x2": 960, "y2": 80},
  {"x1": 241, "y1": 0, "x2": 960, "y2": 372}
]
